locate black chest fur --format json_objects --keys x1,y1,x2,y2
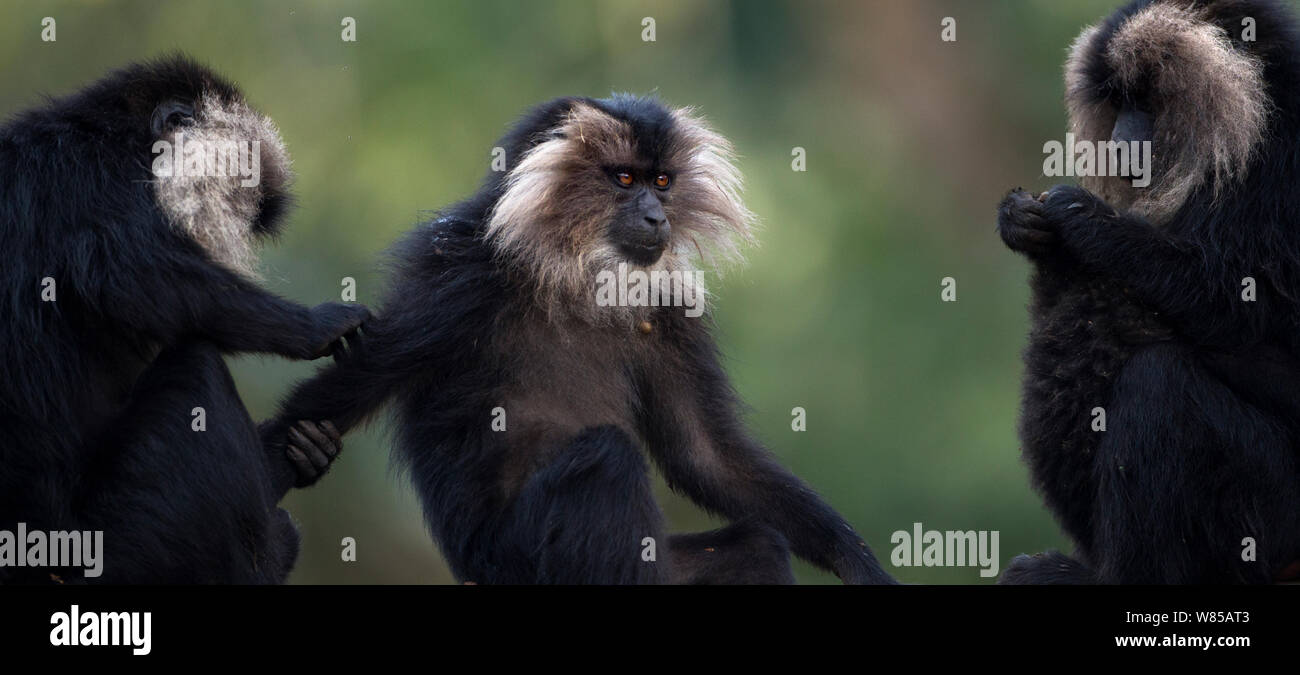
[{"x1": 1018, "y1": 263, "x2": 1171, "y2": 548}]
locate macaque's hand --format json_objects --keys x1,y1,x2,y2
[
  {"x1": 304, "y1": 303, "x2": 370, "y2": 361},
  {"x1": 997, "y1": 188, "x2": 1057, "y2": 258},
  {"x1": 1038, "y1": 184, "x2": 1118, "y2": 253},
  {"x1": 262, "y1": 418, "x2": 344, "y2": 488}
]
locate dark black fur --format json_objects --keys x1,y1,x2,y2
[
  {"x1": 0, "y1": 57, "x2": 362, "y2": 583},
  {"x1": 998, "y1": 0, "x2": 1300, "y2": 583},
  {"x1": 276, "y1": 95, "x2": 892, "y2": 584}
]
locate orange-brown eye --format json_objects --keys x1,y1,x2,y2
[
  {"x1": 654, "y1": 174, "x2": 671, "y2": 188},
  {"x1": 616, "y1": 172, "x2": 634, "y2": 186}
]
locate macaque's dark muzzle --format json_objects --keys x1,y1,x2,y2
[
  {"x1": 616, "y1": 190, "x2": 671, "y2": 264},
  {"x1": 1112, "y1": 102, "x2": 1153, "y2": 144}
]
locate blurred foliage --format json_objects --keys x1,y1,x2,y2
[{"x1": 5, "y1": 0, "x2": 1250, "y2": 584}]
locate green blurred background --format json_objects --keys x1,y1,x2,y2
[{"x1": 5, "y1": 0, "x2": 1248, "y2": 584}]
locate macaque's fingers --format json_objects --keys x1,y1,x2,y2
[
  {"x1": 296, "y1": 420, "x2": 340, "y2": 459},
  {"x1": 289, "y1": 426, "x2": 331, "y2": 471},
  {"x1": 321, "y1": 420, "x2": 342, "y2": 445},
  {"x1": 330, "y1": 327, "x2": 365, "y2": 365},
  {"x1": 350, "y1": 326, "x2": 366, "y2": 358},
  {"x1": 309, "y1": 303, "x2": 371, "y2": 359},
  {"x1": 286, "y1": 446, "x2": 317, "y2": 484},
  {"x1": 322, "y1": 421, "x2": 343, "y2": 444}
]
